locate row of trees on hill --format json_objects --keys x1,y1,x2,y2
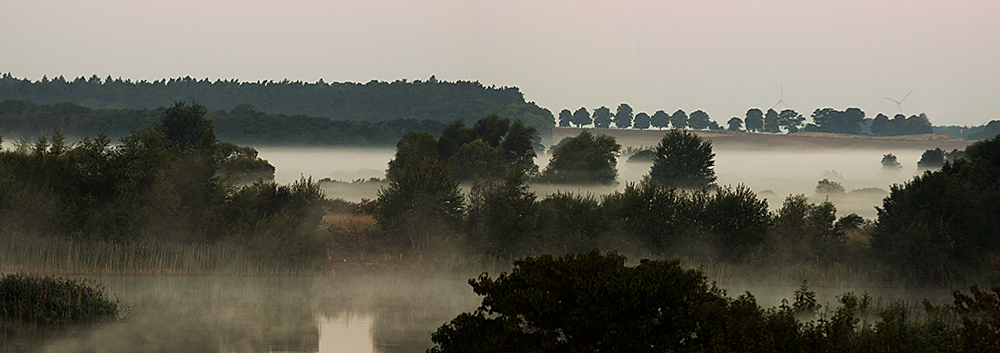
[
  {"x1": 0, "y1": 102, "x2": 329, "y2": 268},
  {"x1": 0, "y1": 73, "x2": 556, "y2": 142},
  {"x1": 556, "y1": 103, "x2": 934, "y2": 136}
]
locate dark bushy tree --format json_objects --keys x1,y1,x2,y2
[
  {"x1": 613, "y1": 103, "x2": 633, "y2": 129},
  {"x1": 572, "y1": 107, "x2": 591, "y2": 127},
  {"x1": 779, "y1": 109, "x2": 805, "y2": 133},
  {"x1": 449, "y1": 139, "x2": 506, "y2": 181},
  {"x1": 917, "y1": 147, "x2": 945, "y2": 170},
  {"x1": 385, "y1": 131, "x2": 438, "y2": 180},
  {"x1": 810, "y1": 107, "x2": 865, "y2": 134},
  {"x1": 557, "y1": 109, "x2": 573, "y2": 127},
  {"x1": 688, "y1": 110, "x2": 711, "y2": 130},
  {"x1": 592, "y1": 106, "x2": 612, "y2": 129},
  {"x1": 745, "y1": 108, "x2": 763, "y2": 132},
  {"x1": 466, "y1": 168, "x2": 538, "y2": 258},
  {"x1": 670, "y1": 109, "x2": 688, "y2": 129},
  {"x1": 881, "y1": 153, "x2": 902, "y2": 172},
  {"x1": 650, "y1": 110, "x2": 670, "y2": 129},
  {"x1": 727, "y1": 117, "x2": 743, "y2": 131},
  {"x1": 764, "y1": 108, "x2": 781, "y2": 133},
  {"x1": 541, "y1": 130, "x2": 620, "y2": 185},
  {"x1": 375, "y1": 157, "x2": 463, "y2": 251},
  {"x1": 632, "y1": 112, "x2": 650, "y2": 130},
  {"x1": 647, "y1": 129, "x2": 717, "y2": 189}
]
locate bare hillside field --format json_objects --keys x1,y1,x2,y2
[{"x1": 554, "y1": 128, "x2": 974, "y2": 151}]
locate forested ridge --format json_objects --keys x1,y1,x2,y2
[
  {"x1": 0, "y1": 99, "x2": 454, "y2": 146},
  {"x1": 0, "y1": 73, "x2": 555, "y2": 142}
]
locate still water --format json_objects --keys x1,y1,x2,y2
[{"x1": 19, "y1": 275, "x2": 954, "y2": 353}]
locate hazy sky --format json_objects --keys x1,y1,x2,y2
[{"x1": 3, "y1": 0, "x2": 999, "y2": 126}]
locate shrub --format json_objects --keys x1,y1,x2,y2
[{"x1": 0, "y1": 273, "x2": 124, "y2": 324}]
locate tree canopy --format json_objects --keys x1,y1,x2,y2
[
  {"x1": 541, "y1": 130, "x2": 620, "y2": 184},
  {"x1": 647, "y1": 129, "x2": 717, "y2": 189}
]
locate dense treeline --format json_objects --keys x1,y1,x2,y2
[
  {"x1": 0, "y1": 102, "x2": 329, "y2": 269},
  {"x1": 0, "y1": 99, "x2": 451, "y2": 146},
  {"x1": 431, "y1": 251, "x2": 1000, "y2": 353},
  {"x1": 873, "y1": 135, "x2": 1000, "y2": 283},
  {"x1": 0, "y1": 73, "x2": 555, "y2": 141},
  {"x1": 557, "y1": 103, "x2": 936, "y2": 136}
]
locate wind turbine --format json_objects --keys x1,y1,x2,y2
[
  {"x1": 770, "y1": 83, "x2": 793, "y2": 110},
  {"x1": 884, "y1": 90, "x2": 912, "y2": 115}
]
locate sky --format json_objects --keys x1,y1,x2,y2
[{"x1": 2, "y1": 0, "x2": 999, "y2": 126}]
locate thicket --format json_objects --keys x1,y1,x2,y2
[
  {"x1": 430, "y1": 251, "x2": 1000, "y2": 353},
  {"x1": 0, "y1": 273, "x2": 123, "y2": 324},
  {"x1": 0, "y1": 102, "x2": 330, "y2": 270},
  {"x1": 873, "y1": 135, "x2": 1000, "y2": 284}
]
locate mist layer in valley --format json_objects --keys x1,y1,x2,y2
[{"x1": 258, "y1": 131, "x2": 971, "y2": 219}]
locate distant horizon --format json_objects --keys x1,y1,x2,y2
[
  {"x1": 2, "y1": 73, "x2": 988, "y2": 129},
  {"x1": 4, "y1": 1, "x2": 998, "y2": 128}
]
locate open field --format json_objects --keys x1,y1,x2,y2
[{"x1": 554, "y1": 127, "x2": 975, "y2": 151}]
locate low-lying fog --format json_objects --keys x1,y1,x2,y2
[
  {"x1": 24, "y1": 275, "x2": 953, "y2": 353},
  {"x1": 258, "y1": 146, "x2": 935, "y2": 219}
]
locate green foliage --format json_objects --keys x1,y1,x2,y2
[
  {"x1": 0, "y1": 75, "x2": 555, "y2": 142},
  {"x1": 375, "y1": 158, "x2": 463, "y2": 251},
  {"x1": 701, "y1": 185, "x2": 771, "y2": 261},
  {"x1": 688, "y1": 109, "x2": 712, "y2": 130},
  {"x1": 500, "y1": 119, "x2": 539, "y2": 176},
  {"x1": 881, "y1": 153, "x2": 902, "y2": 171},
  {"x1": 471, "y1": 113, "x2": 509, "y2": 148},
  {"x1": 449, "y1": 139, "x2": 506, "y2": 181},
  {"x1": 632, "y1": 112, "x2": 650, "y2": 129},
  {"x1": 466, "y1": 168, "x2": 538, "y2": 258},
  {"x1": 613, "y1": 103, "x2": 633, "y2": 128},
  {"x1": 386, "y1": 131, "x2": 438, "y2": 180},
  {"x1": 592, "y1": 106, "x2": 612, "y2": 128},
  {"x1": 871, "y1": 113, "x2": 934, "y2": 136},
  {"x1": 745, "y1": 108, "x2": 763, "y2": 132},
  {"x1": 430, "y1": 251, "x2": 733, "y2": 352},
  {"x1": 0, "y1": 273, "x2": 123, "y2": 324},
  {"x1": 810, "y1": 107, "x2": 865, "y2": 134},
  {"x1": 536, "y1": 192, "x2": 609, "y2": 253},
  {"x1": 918, "y1": 147, "x2": 946, "y2": 170},
  {"x1": 764, "y1": 108, "x2": 781, "y2": 133},
  {"x1": 872, "y1": 136, "x2": 1000, "y2": 284},
  {"x1": 650, "y1": 110, "x2": 670, "y2": 129},
  {"x1": 779, "y1": 109, "x2": 806, "y2": 133},
  {"x1": 816, "y1": 178, "x2": 846, "y2": 196},
  {"x1": 727, "y1": 116, "x2": 743, "y2": 131},
  {"x1": 557, "y1": 109, "x2": 573, "y2": 127},
  {"x1": 436, "y1": 119, "x2": 476, "y2": 161},
  {"x1": 571, "y1": 107, "x2": 591, "y2": 127},
  {"x1": 647, "y1": 129, "x2": 717, "y2": 189},
  {"x1": 670, "y1": 109, "x2": 688, "y2": 129},
  {"x1": 541, "y1": 130, "x2": 621, "y2": 184},
  {"x1": 602, "y1": 182, "x2": 687, "y2": 251},
  {"x1": 160, "y1": 101, "x2": 216, "y2": 150},
  {"x1": 216, "y1": 142, "x2": 275, "y2": 184},
  {"x1": 771, "y1": 195, "x2": 844, "y2": 264}
]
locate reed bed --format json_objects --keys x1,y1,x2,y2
[{"x1": 0, "y1": 233, "x2": 305, "y2": 276}]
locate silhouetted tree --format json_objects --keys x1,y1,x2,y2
[
  {"x1": 647, "y1": 129, "x2": 716, "y2": 189},
  {"x1": 810, "y1": 107, "x2": 865, "y2": 134},
  {"x1": 472, "y1": 113, "x2": 510, "y2": 148},
  {"x1": 688, "y1": 110, "x2": 711, "y2": 130},
  {"x1": 593, "y1": 106, "x2": 613, "y2": 129},
  {"x1": 881, "y1": 153, "x2": 902, "y2": 172},
  {"x1": 614, "y1": 103, "x2": 633, "y2": 129},
  {"x1": 558, "y1": 109, "x2": 573, "y2": 127},
  {"x1": 670, "y1": 109, "x2": 688, "y2": 129},
  {"x1": 386, "y1": 131, "x2": 438, "y2": 180},
  {"x1": 375, "y1": 157, "x2": 463, "y2": 251},
  {"x1": 779, "y1": 109, "x2": 805, "y2": 133},
  {"x1": 745, "y1": 108, "x2": 763, "y2": 132},
  {"x1": 650, "y1": 110, "x2": 670, "y2": 129},
  {"x1": 727, "y1": 117, "x2": 743, "y2": 131},
  {"x1": 541, "y1": 130, "x2": 620, "y2": 184},
  {"x1": 632, "y1": 112, "x2": 650, "y2": 130},
  {"x1": 572, "y1": 107, "x2": 592, "y2": 127},
  {"x1": 763, "y1": 108, "x2": 781, "y2": 133},
  {"x1": 917, "y1": 148, "x2": 945, "y2": 170}
]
